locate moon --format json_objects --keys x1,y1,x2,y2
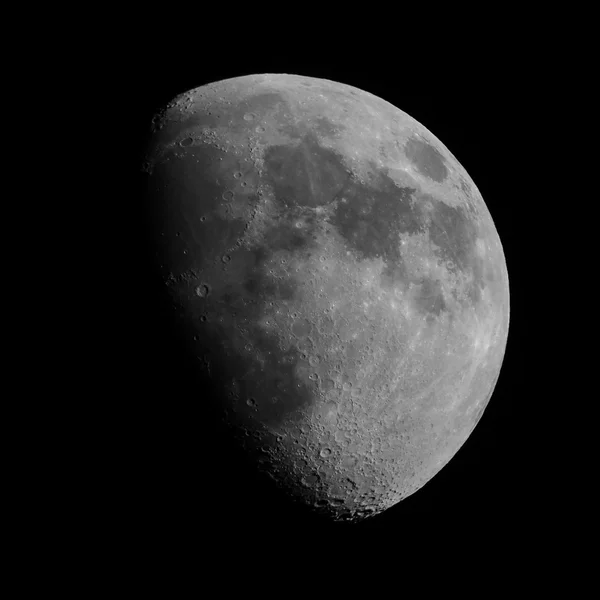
[{"x1": 141, "y1": 74, "x2": 509, "y2": 521}]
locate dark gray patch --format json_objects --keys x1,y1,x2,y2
[
  {"x1": 413, "y1": 278, "x2": 446, "y2": 320},
  {"x1": 259, "y1": 212, "x2": 318, "y2": 258},
  {"x1": 147, "y1": 144, "x2": 247, "y2": 263},
  {"x1": 192, "y1": 315, "x2": 313, "y2": 429},
  {"x1": 250, "y1": 327, "x2": 315, "y2": 421},
  {"x1": 405, "y1": 137, "x2": 448, "y2": 182},
  {"x1": 426, "y1": 198, "x2": 486, "y2": 306},
  {"x1": 328, "y1": 162, "x2": 420, "y2": 284},
  {"x1": 410, "y1": 195, "x2": 487, "y2": 307},
  {"x1": 263, "y1": 132, "x2": 351, "y2": 208},
  {"x1": 243, "y1": 270, "x2": 297, "y2": 303},
  {"x1": 426, "y1": 198, "x2": 478, "y2": 273},
  {"x1": 238, "y1": 244, "x2": 300, "y2": 302},
  {"x1": 187, "y1": 252, "x2": 310, "y2": 428}
]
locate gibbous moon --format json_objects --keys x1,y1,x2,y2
[{"x1": 142, "y1": 74, "x2": 509, "y2": 521}]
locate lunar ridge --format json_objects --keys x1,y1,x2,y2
[{"x1": 142, "y1": 74, "x2": 509, "y2": 521}]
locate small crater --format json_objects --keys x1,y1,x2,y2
[
  {"x1": 180, "y1": 137, "x2": 194, "y2": 147},
  {"x1": 222, "y1": 190, "x2": 234, "y2": 201},
  {"x1": 246, "y1": 397, "x2": 257, "y2": 408},
  {"x1": 243, "y1": 112, "x2": 257, "y2": 121},
  {"x1": 234, "y1": 171, "x2": 243, "y2": 179},
  {"x1": 222, "y1": 254, "x2": 231, "y2": 264},
  {"x1": 195, "y1": 283, "x2": 210, "y2": 298}
]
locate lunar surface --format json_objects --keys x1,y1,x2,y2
[{"x1": 142, "y1": 74, "x2": 509, "y2": 521}]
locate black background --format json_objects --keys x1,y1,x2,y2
[{"x1": 117, "y1": 52, "x2": 535, "y2": 563}]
